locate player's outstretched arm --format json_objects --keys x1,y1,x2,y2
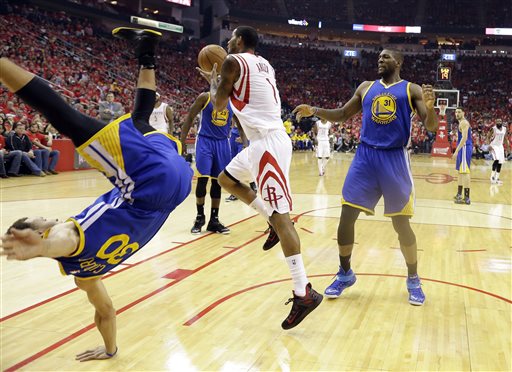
[
  {"x1": 411, "y1": 83, "x2": 438, "y2": 132},
  {"x1": 1, "y1": 222, "x2": 78, "y2": 260},
  {"x1": 293, "y1": 81, "x2": 370, "y2": 123},
  {"x1": 180, "y1": 93, "x2": 208, "y2": 155},
  {"x1": 75, "y1": 277, "x2": 117, "y2": 362},
  {"x1": 197, "y1": 56, "x2": 240, "y2": 112}
]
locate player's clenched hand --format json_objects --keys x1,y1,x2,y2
[
  {"x1": 293, "y1": 104, "x2": 316, "y2": 121},
  {"x1": 76, "y1": 346, "x2": 117, "y2": 362},
  {"x1": 422, "y1": 84, "x2": 435, "y2": 109},
  {"x1": 0, "y1": 229, "x2": 44, "y2": 260}
]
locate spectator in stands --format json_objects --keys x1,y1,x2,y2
[
  {"x1": 4, "y1": 122, "x2": 45, "y2": 176},
  {"x1": 0, "y1": 122, "x2": 23, "y2": 177},
  {"x1": 98, "y1": 92, "x2": 124, "y2": 123},
  {"x1": 26, "y1": 121, "x2": 59, "y2": 174}
]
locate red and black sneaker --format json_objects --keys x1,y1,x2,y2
[
  {"x1": 281, "y1": 283, "x2": 323, "y2": 330},
  {"x1": 263, "y1": 224, "x2": 279, "y2": 251}
]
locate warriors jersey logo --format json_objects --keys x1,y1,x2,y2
[
  {"x1": 371, "y1": 93, "x2": 397, "y2": 124},
  {"x1": 211, "y1": 109, "x2": 230, "y2": 126}
]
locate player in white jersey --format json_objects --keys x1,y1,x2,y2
[
  {"x1": 197, "y1": 26, "x2": 322, "y2": 330},
  {"x1": 488, "y1": 119, "x2": 509, "y2": 184},
  {"x1": 314, "y1": 118, "x2": 332, "y2": 175},
  {"x1": 149, "y1": 92, "x2": 173, "y2": 134}
]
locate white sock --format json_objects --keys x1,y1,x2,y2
[
  {"x1": 285, "y1": 254, "x2": 309, "y2": 297},
  {"x1": 249, "y1": 196, "x2": 269, "y2": 222},
  {"x1": 322, "y1": 158, "x2": 329, "y2": 171},
  {"x1": 491, "y1": 170, "x2": 496, "y2": 179},
  {"x1": 496, "y1": 172, "x2": 500, "y2": 181},
  {"x1": 317, "y1": 159, "x2": 323, "y2": 174}
]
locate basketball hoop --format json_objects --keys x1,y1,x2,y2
[{"x1": 438, "y1": 103, "x2": 447, "y2": 117}]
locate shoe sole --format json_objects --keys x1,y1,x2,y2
[
  {"x1": 409, "y1": 299, "x2": 425, "y2": 306},
  {"x1": 324, "y1": 278, "x2": 356, "y2": 298},
  {"x1": 206, "y1": 230, "x2": 230, "y2": 234}
]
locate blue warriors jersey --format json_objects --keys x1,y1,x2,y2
[
  {"x1": 361, "y1": 80, "x2": 414, "y2": 149},
  {"x1": 198, "y1": 93, "x2": 233, "y2": 139},
  {"x1": 458, "y1": 124, "x2": 473, "y2": 147},
  {"x1": 55, "y1": 114, "x2": 193, "y2": 278}
]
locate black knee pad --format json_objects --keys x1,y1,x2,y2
[
  {"x1": 492, "y1": 160, "x2": 499, "y2": 171},
  {"x1": 496, "y1": 163, "x2": 502, "y2": 173},
  {"x1": 210, "y1": 178, "x2": 222, "y2": 199},
  {"x1": 196, "y1": 177, "x2": 208, "y2": 198}
]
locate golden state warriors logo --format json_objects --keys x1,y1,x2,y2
[
  {"x1": 371, "y1": 93, "x2": 397, "y2": 125},
  {"x1": 211, "y1": 109, "x2": 229, "y2": 126}
]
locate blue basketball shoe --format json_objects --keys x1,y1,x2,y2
[
  {"x1": 406, "y1": 275, "x2": 425, "y2": 306},
  {"x1": 324, "y1": 267, "x2": 356, "y2": 298}
]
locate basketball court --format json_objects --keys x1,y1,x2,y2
[{"x1": 1, "y1": 152, "x2": 510, "y2": 371}]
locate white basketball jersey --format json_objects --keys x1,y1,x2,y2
[
  {"x1": 491, "y1": 126, "x2": 506, "y2": 147},
  {"x1": 229, "y1": 53, "x2": 284, "y2": 141},
  {"x1": 149, "y1": 102, "x2": 169, "y2": 132},
  {"x1": 316, "y1": 120, "x2": 331, "y2": 141}
]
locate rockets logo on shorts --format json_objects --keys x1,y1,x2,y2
[{"x1": 257, "y1": 151, "x2": 292, "y2": 211}]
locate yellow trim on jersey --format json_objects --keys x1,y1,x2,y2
[
  {"x1": 76, "y1": 113, "x2": 131, "y2": 175},
  {"x1": 143, "y1": 131, "x2": 182, "y2": 155},
  {"x1": 379, "y1": 79, "x2": 403, "y2": 89},
  {"x1": 384, "y1": 192, "x2": 415, "y2": 217},
  {"x1": 58, "y1": 262, "x2": 67, "y2": 276},
  {"x1": 406, "y1": 82, "x2": 414, "y2": 112},
  {"x1": 65, "y1": 218, "x2": 86, "y2": 257},
  {"x1": 361, "y1": 81, "x2": 376, "y2": 105},
  {"x1": 201, "y1": 93, "x2": 211, "y2": 111},
  {"x1": 341, "y1": 198, "x2": 375, "y2": 215}
]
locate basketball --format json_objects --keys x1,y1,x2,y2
[{"x1": 197, "y1": 44, "x2": 227, "y2": 73}]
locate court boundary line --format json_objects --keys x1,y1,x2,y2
[
  {"x1": 183, "y1": 273, "x2": 512, "y2": 326},
  {"x1": 0, "y1": 214, "x2": 258, "y2": 322},
  {"x1": 3, "y1": 228, "x2": 267, "y2": 372}
]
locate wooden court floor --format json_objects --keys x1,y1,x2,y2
[{"x1": 1, "y1": 152, "x2": 511, "y2": 371}]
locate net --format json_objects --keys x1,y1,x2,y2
[{"x1": 438, "y1": 103, "x2": 447, "y2": 117}]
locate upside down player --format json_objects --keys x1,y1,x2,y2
[
  {"x1": 0, "y1": 28, "x2": 193, "y2": 361},
  {"x1": 294, "y1": 49, "x2": 438, "y2": 306}
]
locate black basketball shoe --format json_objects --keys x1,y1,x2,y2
[
  {"x1": 263, "y1": 224, "x2": 280, "y2": 251},
  {"x1": 206, "y1": 218, "x2": 230, "y2": 234},
  {"x1": 191, "y1": 215, "x2": 205, "y2": 234},
  {"x1": 112, "y1": 27, "x2": 161, "y2": 65},
  {"x1": 281, "y1": 283, "x2": 323, "y2": 330}
]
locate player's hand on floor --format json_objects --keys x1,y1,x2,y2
[
  {"x1": 0, "y1": 228, "x2": 44, "y2": 260},
  {"x1": 76, "y1": 346, "x2": 117, "y2": 362}
]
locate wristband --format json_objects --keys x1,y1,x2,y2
[{"x1": 106, "y1": 346, "x2": 118, "y2": 357}]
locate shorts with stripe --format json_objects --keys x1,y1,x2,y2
[
  {"x1": 455, "y1": 145, "x2": 472, "y2": 174},
  {"x1": 342, "y1": 142, "x2": 415, "y2": 216},
  {"x1": 225, "y1": 129, "x2": 293, "y2": 216},
  {"x1": 195, "y1": 135, "x2": 231, "y2": 178},
  {"x1": 490, "y1": 144, "x2": 505, "y2": 164}
]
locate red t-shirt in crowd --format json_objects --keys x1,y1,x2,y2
[{"x1": 26, "y1": 131, "x2": 48, "y2": 149}]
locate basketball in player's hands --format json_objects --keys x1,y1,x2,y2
[{"x1": 198, "y1": 45, "x2": 227, "y2": 73}]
